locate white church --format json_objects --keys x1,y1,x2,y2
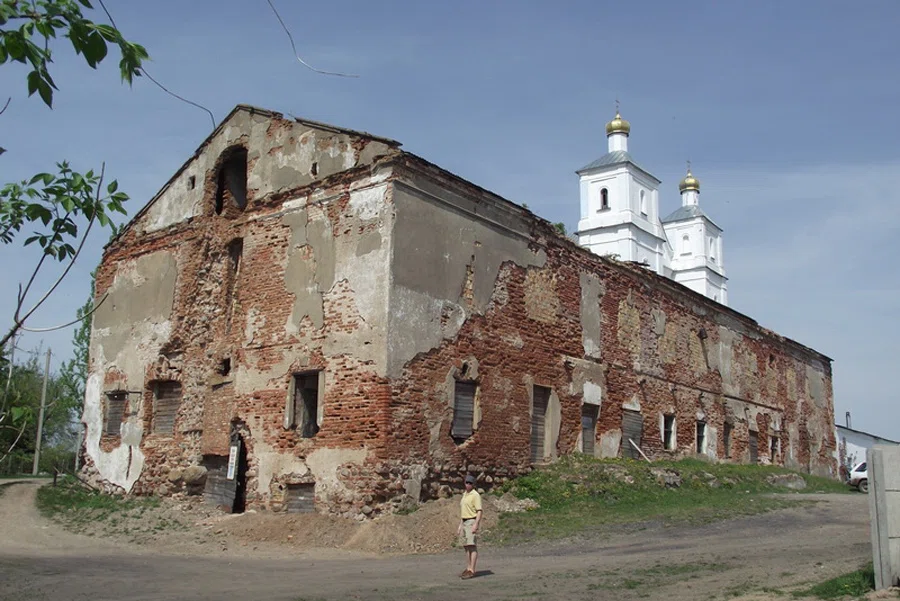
[{"x1": 576, "y1": 110, "x2": 728, "y2": 305}]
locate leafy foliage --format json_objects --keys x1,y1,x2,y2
[
  {"x1": 0, "y1": 0, "x2": 146, "y2": 460},
  {"x1": 0, "y1": 0, "x2": 148, "y2": 107},
  {"x1": 0, "y1": 349, "x2": 80, "y2": 474},
  {"x1": 0, "y1": 163, "x2": 127, "y2": 259}
]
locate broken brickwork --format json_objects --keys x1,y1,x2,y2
[{"x1": 80, "y1": 105, "x2": 836, "y2": 519}]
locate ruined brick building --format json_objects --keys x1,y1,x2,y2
[{"x1": 81, "y1": 105, "x2": 836, "y2": 517}]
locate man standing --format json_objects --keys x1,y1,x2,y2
[{"x1": 458, "y1": 473, "x2": 482, "y2": 579}]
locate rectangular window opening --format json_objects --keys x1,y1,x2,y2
[
  {"x1": 770, "y1": 435, "x2": 779, "y2": 460},
  {"x1": 620, "y1": 409, "x2": 644, "y2": 459},
  {"x1": 451, "y1": 380, "x2": 476, "y2": 442},
  {"x1": 723, "y1": 422, "x2": 733, "y2": 459},
  {"x1": 104, "y1": 391, "x2": 127, "y2": 436},
  {"x1": 285, "y1": 483, "x2": 316, "y2": 513},
  {"x1": 153, "y1": 381, "x2": 183, "y2": 435},
  {"x1": 749, "y1": 431, "x2": 759, "y2": 463},
  {"x1": 293, "y1": 373, "x2": 320, "y2": 438},
  {"x1": 696, "y1": 421, "x2": 707, "y2": 454},
  {"x1": 663, "y1": 414, "x2": 676, "y2": 451},
  {"x1": 581, "y1": 404, "x2": 599, "y2": 456},
  {"x1": 530, "y1": 385, "x2": 550, "y2": 463}
]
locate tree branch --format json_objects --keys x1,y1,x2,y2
[
  {"x1": 1, "y1": 165, "x2": 105, "y2": 350},
  {"x1": 19, "y1": 292, "x2": 108, "y2": 333}
]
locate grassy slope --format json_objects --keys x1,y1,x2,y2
[
  {"x1": 35, "y1": 478, "x2": 160, "y2": 528},
  {"x1": 492, "y1": 455, "x2": 848, "y2": 544}
]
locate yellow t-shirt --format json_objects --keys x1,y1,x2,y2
[{"x1": 460, "y1": 489, "x2": 482, "y2": 519}]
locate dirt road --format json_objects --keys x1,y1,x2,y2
[{"x1": 0, "y1": 481, "x2": 871, "y2": 601}]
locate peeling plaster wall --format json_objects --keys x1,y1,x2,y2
[
  {"x1": 84, "y1": 107, "x2": 836, "y2": 516},
  {"x1": 84, "y1": 250, "x2": 177, "y2": 491},
  {"x1": 83, "y1": 106, "x2": 400, "y2": 514},
  {"x1": 381, "y1": 156, "x2": 835, "y2": 489}
]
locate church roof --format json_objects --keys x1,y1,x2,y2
[
  {"x1": 576, "y1": 151, "x2": 660, "y2": 183},
  {"x1": 661, "y1": 204, "x2": 721, "y2": 229}
]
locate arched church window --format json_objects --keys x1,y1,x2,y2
[
  {"x1": 640, "y1": 190, "x2": 647, "y2": 215},
  {"x1": 600, "y1": 188, "x2": 609, "y2": 210},
  {"x1": 681, "y1": 234, "x2": 690, "y2": 255}
]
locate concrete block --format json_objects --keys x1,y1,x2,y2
[{"x1": 869, "y1": 446, "x2": 900, "y2": 589}]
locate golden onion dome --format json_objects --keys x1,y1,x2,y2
[
  {"x1": 679, "y1": 169, "x2": 700, "y2": 193},
  {"x1": 605, "y1": 111, "x2": 631, "y2": 136}
]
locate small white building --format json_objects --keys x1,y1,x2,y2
[
  {"x1": 835, "y1": 423, "x2": 899, "y2": 477},
  {"x1": 576, "y1": 110, "x2": 728, "y2": 305}
]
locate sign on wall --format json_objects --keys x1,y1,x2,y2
[{"x1": 226, "y1": 444, "x2": 239, "y2": 480}]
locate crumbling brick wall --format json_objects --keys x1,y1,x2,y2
[{"x1": 82, "y1": 106, "x2": 835, "y2": 520}]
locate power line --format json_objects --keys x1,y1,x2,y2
[
  {"x1": 97, "y1": 0, "x2": 217, "y2": 129},
  {"x1": 265, "y1": 0, "x2": 359, "y2": 78}
]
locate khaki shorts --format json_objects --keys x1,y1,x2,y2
[{"x1": 460, "y1": 519, "x2": 477, "y2": 547}]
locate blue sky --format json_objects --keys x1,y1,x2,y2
[{"x1": 2, "y1": 0, "x2": 898, "y2": 438}]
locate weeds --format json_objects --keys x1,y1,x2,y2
[{"x1": 795, "y1": 563, "x2": 875, "y2": 599}]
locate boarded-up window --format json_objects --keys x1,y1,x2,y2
[
  {"x1": 620, "y1": 409, "x2": 644, "y2": 459},
  {"x1": 153, "y1": 381, "x2": 182, "y2": 434},
  {"x1": 749, "y1": 431, "x2": 759, "y2": 463},
  {"x1": 696, "y1": 421, "x2": 707, "y2": 454},
  {"x1": 531, "y1": 386, "x2": 550, "y2": 463},
  {"x1": 451, "y1": 381, "x2": 476, "y2": 442},
  {"x1": 285, "y1": 483, "x2": 316, "y2": 513},
  {"x1": 581, "y1": 404, "x2": 598, "y2": 455},
  {"x1": 104, "y1": 391, "x2": 127, "y2": 436},
  {"x1": 293, "y1": 373, "x2": 320, "y2": 438},
  {"x1": 723, "y1": 422, "x2": 733, "y2": 458},
  {"x1": 663, "y1": 414, "x2": 676, "y2": 450}
]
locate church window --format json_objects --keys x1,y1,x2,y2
[
  {"x1": 640, "y1": 190, "x2": 647, "y2": 215},
  {"x1": 599, "y1": 188, "x2": 609, "y2": 211},
  {"x1": 709, "y1": 238, "x2": 716, "y2": 263},
  {"x1": 681, "y1": 234, "x2": 691, "y2": 255}
]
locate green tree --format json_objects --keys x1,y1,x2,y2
[
  {"x1": 0, "y1": 0, "x2": 148, "y2": 460},
  {"x1": 0, "y1": 349, "x2": 78, "y2": 474}
]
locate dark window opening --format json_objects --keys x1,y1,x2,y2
[
  {"x1": 215, "y1": 147, "x2": 248, "y2": 215},
  {"x1": 219, "y1": 358, "x2": 231, "y2": 376},
  {"x1": 723, "y1": 422, "x2": 733, "y2": 458},
  {"x1": 451, "y1": 381, "x2": 476, "y2": 442},
  {"x1": 310, "y1": 161, "x2": 319, "y2": 177},
  {"x1": 581, "y1": 404, "x2": 599, "y2": 455},
  {"x1": 188, "y1": 175, "x2": 196, "y2": 190},
  {"x1": 749, "y1": 431, "x2": 759, "y2": 463},
  {"x1": 104, "y1": 391, "x2": 127, "y2": 436},
  {"x1": 770, "y1": 435, "x2": 779, "y2": 460},
  {"x1": 153, "y1": 381, "x2": 183, "y2": 435},
  {"x1": 663, "y1": 414, "x2": 676, "y2": 451},
  {"x1": 292, "y1": 373, "x2": 320, "y2": 438},
  {"x1": 530, "y1": 385, "x2": 550, "y2": 463},
  {"x1": 600, "y1": 187, "x2": 609, "y2": 210},
  {"x1": 696, "y1": 421, "x2": 707, "y2": 453},
  {"x1": 620, "y1": 409, "x2": 644, "y2": 459},
  {"x1": 225, "y1": 238, "x2": 244, "y2": 331}
]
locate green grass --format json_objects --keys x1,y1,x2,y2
[
  {"x1": 795, "y1": 564, "x2": 875, "y2": 599},
  {"x1": 491, "y1": 455, "x2": 847, "y2": 545},
  {"x1": 35, "y1": 478, "x2": 160, "y2": 526}
]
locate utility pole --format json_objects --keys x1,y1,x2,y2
[{"x1": 32, "y1": 348, "x2": 51, "y2": 476}]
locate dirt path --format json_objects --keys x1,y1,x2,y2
[{"x1": 0, "y1": 482, "x2": 872, "y2": 601}]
